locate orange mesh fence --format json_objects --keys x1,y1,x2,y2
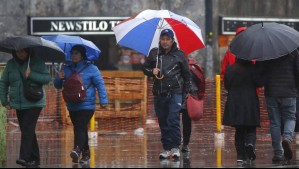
[
  {"x1": 147, "y1": 78, "x2": 271, "y2": 139},
  {"x1": 0, "y1": 62, "x2": 271, "y2": 136}
]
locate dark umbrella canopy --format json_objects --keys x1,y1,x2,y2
[
  {"x1": 0, "y1": 36, "x2": 65, "y2": 62},
  {"x1": 230, "y1": 23, "x2": 299, "y2": 61}
]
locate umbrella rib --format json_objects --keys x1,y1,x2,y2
[{"x1": 141, "y1": 17, "x2": 163, "y2": 29}]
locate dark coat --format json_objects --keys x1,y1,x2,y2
[
  {"x1": 223, "y1": 61, "x2": 264, "y2": 127},
  {"x1": 263, "y1": 51, "x2": 299, "y2": 98},
  {"x1": 143, "y1": 43, "x2": 191, "y2": 97}
]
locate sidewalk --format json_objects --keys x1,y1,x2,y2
[{"x1": 5, "y1": 118, "x2": 299, "y2": 168}]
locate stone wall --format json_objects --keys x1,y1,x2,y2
[{"x1": 0, "y1": 0, "x2": 206, "y2": 68}]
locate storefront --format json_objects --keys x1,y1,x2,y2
[
  {"x1": 218, "y1": 16, "x2": 299, "y2": 60},
  {"x1": 29, "y1": 17, "x2": 146, "y2": 71}
]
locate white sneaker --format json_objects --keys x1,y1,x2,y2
[
  {"x1": 159, "y1": 150, "x2": 171, "y2": 159},
  {"x1": 171, "y1": 148, "x2": 180, "y2": 158}
]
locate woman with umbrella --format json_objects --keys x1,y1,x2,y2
[
  {"x1": 54, "y1": 45, "x2": 108, "y2": 164},
  {"x1": 0, "y1": 48, "x2": 51, "y2": 168},
  {"x1": 143, "y1": 29, "x2": 191, "y2": 159},
  {"x1": 223, "y1": 58, "x2": 264, "y2": 164}
]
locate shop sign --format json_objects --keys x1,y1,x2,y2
[
  {"x1": 221, "y1": 17, "x2": 299, "y2": 35},
  {"x1": 30, "y1": 17, "x2": 127, "y2": 35}
]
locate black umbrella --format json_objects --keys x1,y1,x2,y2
[
  {"x1": 230, "y1": 23, "x2": 299, "y2": 61},
  {"x1": 0, "y1": 36, "x2": 65, "y2": 62}
]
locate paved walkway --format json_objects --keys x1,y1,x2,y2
[{"x1": 4, "y1": 119, "x2": 299, "y2": 168}]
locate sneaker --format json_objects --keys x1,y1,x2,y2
[
  {"x1": 282, "y1": 140, "x2": 293, "y2": 160},
  {"x1": 245, "y1": 144, "x2": 256, "y2": 161},
  {"x1": 160, "y1": 159, "x2": 170, "y2": 168},
  {"x1": 24, "y1": 160, "x2": 40, "y2": 168},
  {"x1": 181, "y1": 145, "x2": 190, "y2": 153},
  {"x1": 70, "y1": 146, "x2": 81, "y2": 163},
  {"x1": 272, "y1": 156, "x2": 285, "y2": 163},
  {"x1": 171, "y1": 148, "x2": 180, "y2": 159},
  {"x1": 170, "y1": 159, "x2": 180, "y2": 168},
  {"x1": 159, "y1": 150, "x2": 171, "y2": 159},
  {"x1": 79, "y1": 149, "x2": 90, "y2": 164}
]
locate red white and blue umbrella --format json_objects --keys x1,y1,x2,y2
[{"x1": 113, "y1": 9, "x2": 205, "y2": 56}]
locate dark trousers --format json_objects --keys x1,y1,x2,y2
[
  {"x1": 154, "y1": 94, "x2": 182, "y2": 150},
  {"x1": 69, "y1": 110, "x2": 94, "y2": 151},
  {"x1": 234, "y1": 126, "x2": 256, "y2": 157},
  {"x1": 16, "y1": 108, "x2": 42, "y2": 162},
  {"x1": 182, "y1": 109, "x2": 192, "y2": 146}
]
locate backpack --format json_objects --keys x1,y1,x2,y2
[
  {"x1": 62, "y1": 65, "x2": 92, "y2": 103},
  {"x1": 188, "y1": 58, "x2": 205, "y2": 99}
]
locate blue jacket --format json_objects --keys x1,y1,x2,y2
[{"x1": 54, "y1": 61, "x2": 108, "y2": 111}]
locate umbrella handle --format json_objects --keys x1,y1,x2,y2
[{"x1": 155, "y1": 74, "x2": 164, "y2": 80}]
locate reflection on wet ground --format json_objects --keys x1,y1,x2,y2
[{"x1": 5, "y1": 119, "x2": 299, "y2": 168}]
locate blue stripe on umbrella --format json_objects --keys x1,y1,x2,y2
[{"x1": 118, "y1": 18, "x2": 161, "y2": 56}]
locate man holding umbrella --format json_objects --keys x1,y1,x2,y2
[
  {"x1": 143, "y1": 29, "x2": 191, "y2": 159},
  {"x1": 263, "y1": 49, "x2": 299, "y2": 162}
]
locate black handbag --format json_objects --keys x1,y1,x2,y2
[{"x1": 18, "y1": 69, "x2": 44, "y2": 102}]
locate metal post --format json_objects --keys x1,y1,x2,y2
[{"x1": 216, "y1": 75, "x2": 221, "y2": 132}]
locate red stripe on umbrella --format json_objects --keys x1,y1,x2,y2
[{"x1": 165, "y1": 18, "x2": 205, "y2": 56}]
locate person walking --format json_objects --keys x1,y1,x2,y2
[
  {"x1": 54, "y1": 45, "x2": 108, "y2": 164},
  {"x1": 263, "y1": 50, "x2": 299, "y2": 162},
  {"x1": 221, "y1": 27, "x2": 247, "y2": 79},
  {"x1": 143, "y1": 29, "x2": 191, "y2": 159},
  {"x1": 181, "y1": 58, "x2": 205, "y2": 155},
  {"x1": 223, "y1": 59, "x2": 264, "y2": 164},
  {"x1": 0, "y1": 48, "x2": 51, "y2": 168}
]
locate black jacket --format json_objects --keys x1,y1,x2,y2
[
  {"x1": 264, "y1": 51, "x2": 299, "y2": 97},
  {"x1": 223, "y1": 61, "x2": 264, "y2": 127},
  {"x1": 143, "y1": 43, "x2": 191, "y2": 97}
]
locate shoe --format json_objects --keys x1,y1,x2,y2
[
  {"x1": 159, "y1": 150, "x2": 171, "y2": 159},
  {"x1": 181, "y1": 145, "x2": 190, "y2": 153},
  {"x1": 70, "y1": 146, "x2": 82, "y2": 163},
  {"x1": 25, "y1": 160, "x2": 40, "y2": 168},
  {"x1": 245, "y1": 144, "x2": 256, "y2": 161},
  {"x1": 282, "y1": 140, "x2": 293, "y2": 160},
  {"x1": 182, "y1": 152, "x2": 190, "y2": 160},
  {"x1": 160, "y1": 159, "x2": 170, "y2": 168},
  {"x1": 272, "y1": 156, "x2": 285, "y2": 163},
  {"x1": 16, "y1": 159, "x2": 26, "y2": 166},
  {"x1": 79, "y1": 149, "x2": 90, "y2": 164},
  {"x1": 170, "y1": 159, "x2": 180, "y2": 168},
  {"x1": 171, "y1": 148, "x2": 180, "y2": 159}
]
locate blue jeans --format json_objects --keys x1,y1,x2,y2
[
  {"x1": 154, "y1": 94, "x2": 182, "y2": 150},
  {"x1": 266, "y1": 97, "x2": 296, "y2": 157}
]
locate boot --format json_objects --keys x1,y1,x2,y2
[{"x1": 70, "y1": 146, "x2": 81, "y2": 163}]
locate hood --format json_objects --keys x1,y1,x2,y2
[{"x1": 236, "y1": 27, "x2": 247, "y2": 35}]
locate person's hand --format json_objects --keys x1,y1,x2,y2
[
  {"x1": 25, "y1": 67, "x2": 31, "y2": 78},
  {"x1": 100, "y1": 104, "x2": 106, "y2": 109},
  {"x1": 153, "y1": 68, "x2": 160, "y2": 76},
  {"x1": 58, "y1": 71, "x2": 65, "y2": 80},
  {"x1": 5, "y1": 105, "x2": 11, "y2": 110}
]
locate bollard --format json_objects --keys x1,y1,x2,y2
[
  {"x1": 216, "y1": 75, "x2": 222, "y2": 133},
  {"x1": 90, "y1": 147, "x2": 95, "y2": 168},
  {"x1": 0, "y1": 107, "x2": 6, "y2": 167},
  {"x1": 215, "y1": 75, "x2": 225, "y2": 149},
  {"x1": 88, "y1": 114, "x2": 98, "y2": 146}
]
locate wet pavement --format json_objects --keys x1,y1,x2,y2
[{"x1": 5, "y1": 119, "x2": 299, "y2": 168}]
